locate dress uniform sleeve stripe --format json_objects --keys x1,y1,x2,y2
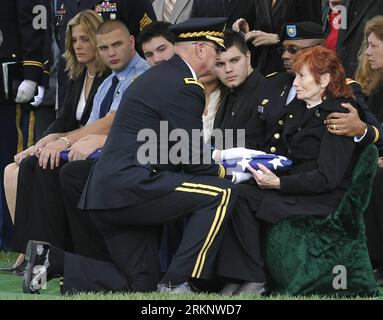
[
  {"x1": 175, "y1": 187, "x2": 219, "y2": 197},
  {"x1": 23, "y1": 60, "x2": 44, "y2": 67},
  {"x1": 218, "y1": 164, "x2": 226, "y2": 178},
  {"x1": 192, "y1": 188, "x2": 231, "y2": 278},
  {"x1": 23, "y1": 62, "x2": 45, "y2": 69},
  {"x1": 372, "y1": 126, "x2": 380, "y2": 144},
  {"x1": 181, "y1": 182, "x2": 224, "y2": 193},
  {"x1": 23, "y1": 63, "x2": 44, "y2": 68}
]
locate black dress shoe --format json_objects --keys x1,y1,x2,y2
[
  {"x1": 23, "y1": 240, "x2": 52, "y2": 294},
  {"x1": 157, "y1": 282, "x2": 198, "y2": 294}
]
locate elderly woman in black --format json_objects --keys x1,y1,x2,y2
[{"x1": 217, "y1": 46, "x2": 359, "y2": 295}]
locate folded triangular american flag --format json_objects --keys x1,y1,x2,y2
[
  {"x1": 60, "y1": 149, "x2": 102, "y2": 161},
  {"x1": 222, "y1": 154, "x2": 293, "y2": 174}
]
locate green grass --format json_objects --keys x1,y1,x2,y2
[{"x1": 1, "y1": 251, "x2": 382, "y2": 300}]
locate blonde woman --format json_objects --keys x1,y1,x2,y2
[
  {"x1": 1, "y1": 10, "x2": 109, "y2": 274},
  {"x1": 356, "y1": 15, "x2": 383, "y2": 122}
]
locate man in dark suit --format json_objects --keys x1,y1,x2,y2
[
  {"x1": 232, "y1": 0, "x2": 322, "y2": 75},
  {"x1": 213, "y1": 29, "x2": 264, "y2": 150},
  {"x1": 0, "y1": 0, "x2": 46, "y2": 250},
  {"x1": 53, "y1": 0, "x2": 156, "y2": 107},
  {"x1": 191, "y1": 0, "x2": 255, "y2": 30},
  {"x1": 336, "y1": 0, "x2": 383, "y2": 77},
  {"x1": 23, "y1": 18, "x2": 238, "y2": 295}
]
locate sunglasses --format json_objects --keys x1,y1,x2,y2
[{"x1": 277, "y1": 45, "x2": 313, "y2": 55}]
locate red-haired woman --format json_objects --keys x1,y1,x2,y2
[{"x1": 217, "y1": 46, "x2": 360, "y2": 295}]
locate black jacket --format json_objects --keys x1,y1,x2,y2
[
  {"x1": 255, "y1": 97, "x2": 357, "y2": 223},
  {"x1": 191, "y1": 0, "x2": 255, "y2": 30},
  {"x1": 258, "y1": 72, "x2": 383, "y2": 156},
  {"x1": 250, "y1": 0, "x2": 322, "y2": 75},
  {"x1": 42, "y1": 69, "x2": 110, "y2": 138},
  {"x1": 367, "y1": 85, "x2": 383, "y2": 124},
  {"x1": 336, "y1": 0, "x2": 383, "y2": 77},
  {"x1": 79, "y1": 55, "x2": 224, "y2": 210},
  {"x1": 213, "y1": 70, "x2": 265, "y2": 149}
]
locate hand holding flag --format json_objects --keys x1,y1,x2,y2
[{"x1": 222, "y1": 153, "x2": 292, "y2": 174}]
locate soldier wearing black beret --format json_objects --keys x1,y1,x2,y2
[
  {"x1": 280, "y1": 21, "x2": 326, "y2": 42},
  {"x1": 257, "y1": 21, "x2": 382, "y2": 158}
]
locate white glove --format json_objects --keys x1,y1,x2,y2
[
  {"x1": 213, "y1": 147, "x2": 265, "y2": 161},
  {"x1": 30, "y1": 86, "x2": 45, "y2": 107},
  {"x1": 231, "y1": 172, "x2": 253, "y2": 184},
  {"x1": 15, "y1": 80, "x2": 38, "y2": 103}
]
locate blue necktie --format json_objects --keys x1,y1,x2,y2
[{"x1": 99, "y1": 75, "x2": 119, "y2": 118}]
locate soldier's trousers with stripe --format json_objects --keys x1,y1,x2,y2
[{"x1": 62, "y1": 175, "x2": 237, "y2": 294}]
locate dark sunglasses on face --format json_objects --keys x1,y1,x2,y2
[{"x1": 277, "y1": 45, "x2": 313, "y2": 55}]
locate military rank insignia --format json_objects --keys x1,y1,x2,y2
[
  {"x1": 280, "y1": 85, "x2": 289, "y2": 97},
  {"x1": 95, "y1": 1, "x2": 118, "y2": 20},
  {"x1": 184, "y1": 78, "x2": 204, "y2": 90},
  {"x1": 257, "y1": 99, "x2": 269, "y2": 114},
  {"x1": 140, "y1": 14, "x2": 153, "y2": 31},
  {"x1": 286, "y1": 25, "x2": 297, "y2": 38}
]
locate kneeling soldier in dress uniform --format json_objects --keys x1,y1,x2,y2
[{"x1": 23, "y1": 17, "x2": 238, "y2": 295}]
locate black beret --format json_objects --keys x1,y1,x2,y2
[
  {"x1": 280, "y1": 21, "x2": 326, "y2": 42},
  {"x1": 170, "y1": 17, "x2": 227, "y2": 49}
]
